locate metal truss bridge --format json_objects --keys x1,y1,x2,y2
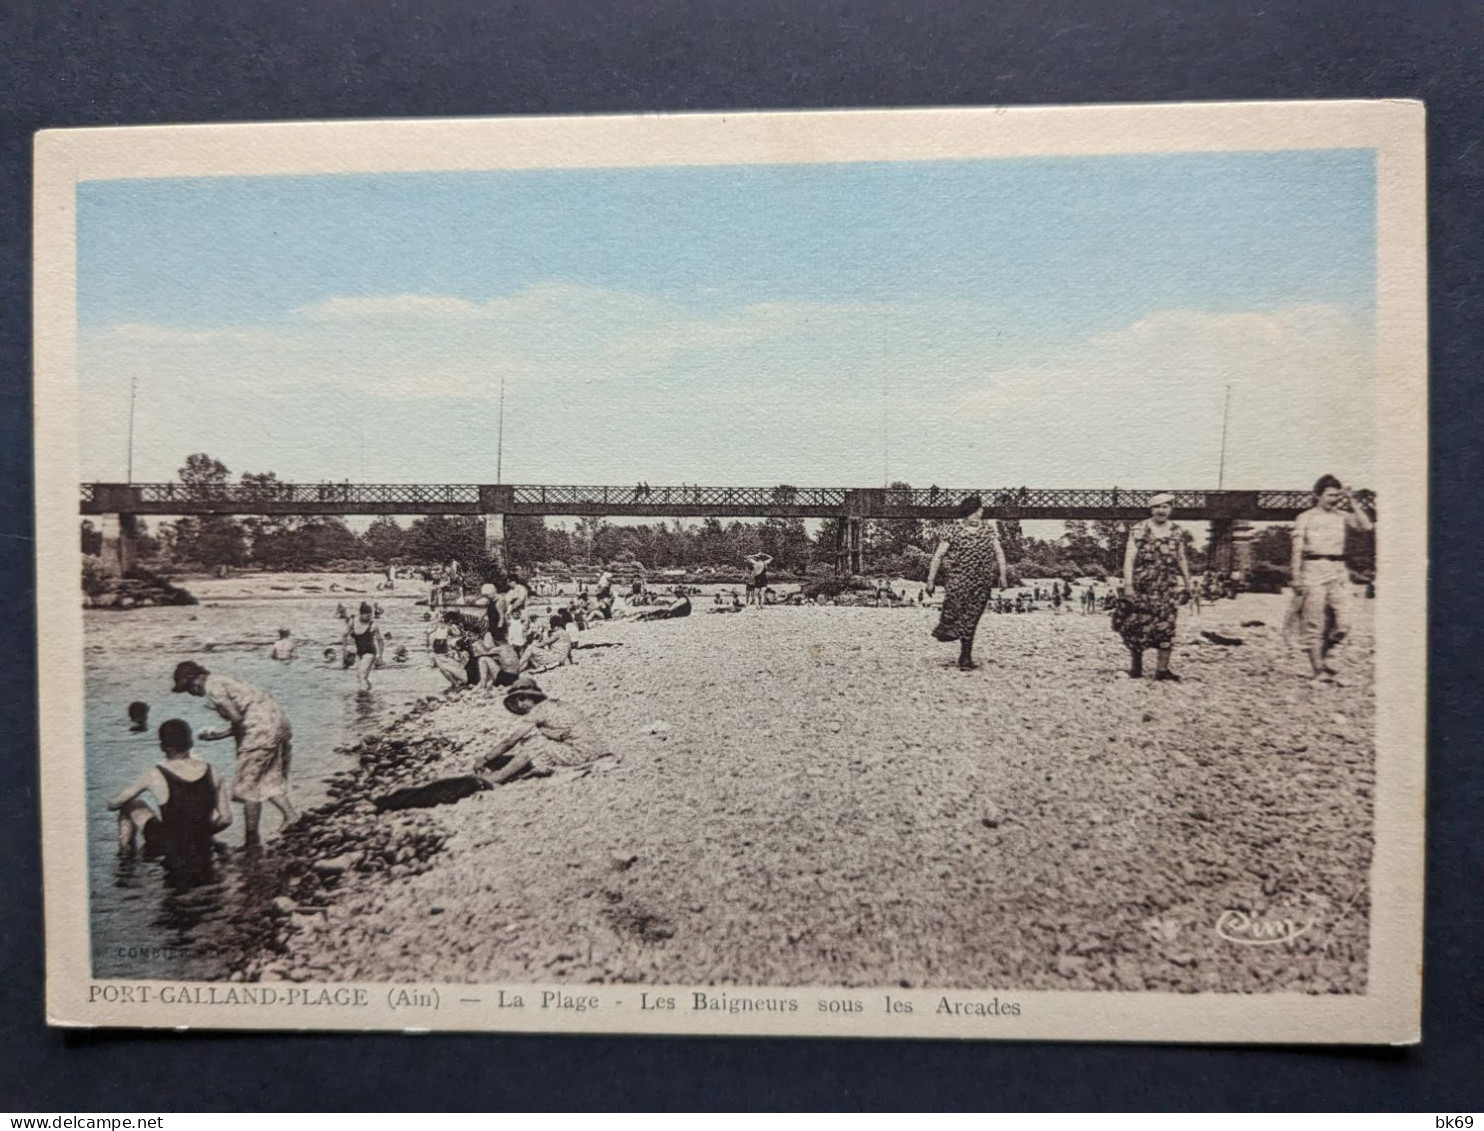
[{"x1": 81, "y1": 482, "x2": 1316, "y2": 522}]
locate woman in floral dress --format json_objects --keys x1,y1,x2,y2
[
  {"x1": 1115, "y1": 493, "x2": 1192, "y2": 680},
  {"x1": 926, "y1": 495, "x2": 1008, "y2": 671}
]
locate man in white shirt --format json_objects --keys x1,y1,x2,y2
[{"x1": 1289, "y1": 474, "x2": 1374, "y2": 678}]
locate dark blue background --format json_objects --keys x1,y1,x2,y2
[{"x1": 2, "y1": 0, "x2": 1479, "y2": 1111}]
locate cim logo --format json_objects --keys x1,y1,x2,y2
[{"x1": 1214, "y1": 906, "x2": 1317, "y2": 947}]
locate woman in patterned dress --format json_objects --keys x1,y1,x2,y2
[
  {"x1": 172, "y1": 660, "x2": 297, "y2": 845},
  {"x1": 1115, "y1": 493, "x2": 1192, "y2": 680},
  {"x1": 925, "y1": 494, "x2": 1009, "y2": 671}
]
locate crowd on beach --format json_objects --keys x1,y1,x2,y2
[{"x1": 105, "y1": 473, "x2": 1373, "y2": 885}]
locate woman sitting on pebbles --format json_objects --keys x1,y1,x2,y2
[
  {"x1": 520, "y1": 616, "x2": 576, "y2": 672},
  {"x1": 471, "y1": 613, "x2": 523, "y2": 689},
  {"x1": 475, "y1": 678, "x2": 613, "y2": 784},
  {"x1": 426, "y1": 610, "x2": 473, "y2": 691}
]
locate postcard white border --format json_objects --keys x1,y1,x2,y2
[{"x1": 34, "y1": 101, "x2": 1427, "y2": 1042}]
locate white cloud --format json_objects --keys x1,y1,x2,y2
[
  {"x1": 296, "y1": 294, "x2": 483, "y2": 320},
  {"x1": 78, "y1": 289, "x2": 1374, "y2": 490},
  {"x1": 930, "y1": 304, "x2": 1374, "y2": 487}
]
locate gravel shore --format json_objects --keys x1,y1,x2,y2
[{"x1": 241, "y1": 593, "x2": 1374, "y2": 993}]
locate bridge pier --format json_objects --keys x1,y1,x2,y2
[
  {"x1": 483, "y1": 513, "x2": 506, "y2": 569},
  {"x1": 1207, "y1": 519, "x2": 1256, "y2": 576},
  {"x1": 96, "y1": 514, "x2": 139, "y2": 576},
  {"x1": 834, "y1": 517, "x2": 864, "y2": 576}
]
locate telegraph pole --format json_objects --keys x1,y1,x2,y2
[
  {"x1": 126, "y1": 374, "x2": 137, "y2": 484},
  {"x1": 496, "y1": 375, "x2": 506, "y2": 484},
  {"x1": 1216, "y1": 383, "x2": 1232, "y2": 489}
]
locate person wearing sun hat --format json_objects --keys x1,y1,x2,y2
[
  {"x1": 473, "y1": 676, "x2": 612, "y2": 784},
  {"x1": 171, "y1": 659, "x2": 297, "y2": 844},
  {"x1": 1114, "y1": 492, "x2": 1192, "y2": 680}
]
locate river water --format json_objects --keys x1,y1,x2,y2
[
  {"x1": 85, "y1": 590, "x2": 441, "y2": 980},
  {"x1": 84, "y1": 577, "x2": 811, "y2": 979}
]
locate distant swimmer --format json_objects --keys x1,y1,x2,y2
[
  {"x1": 268, "y1": 628, "x2": 297, "y2": 661},
  {"x1": 172, "y1": 661, "x2": 297, "y2": 846},
  {"x1": 127, "y1": 701, "x2": 150, "y2": 733},
  {"x1": 342, "y1": 603, "x2": 384, "y2": 693}
]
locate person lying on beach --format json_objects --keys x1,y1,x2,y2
[
  {"x1": 127, "y1": 701, "x2": 150, "y2": 732},
  {"x1": 635, "y1": 588, "x2": 692, "y2": 621},
  {"x1": 268, "y1": 628, "x2": 297, "y2": 661},
  {"x1": 109, "y1": 718, "x2": 232, "y2": 857},
  {"x1": 474, "y1": 679, "x2": 614, "y2": 785}
]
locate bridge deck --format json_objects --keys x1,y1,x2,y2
[{"x1": 80, "y1": 483, "x2": 1316, "y2": 522}]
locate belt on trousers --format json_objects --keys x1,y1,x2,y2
[{"x1": 1303, "y1": 553, "x2": 1347, "y2": 561}]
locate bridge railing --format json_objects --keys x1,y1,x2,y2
[
  {"x1": 1257, "y1": 490, "x2": 1317, "y2": 512},
  {"x1": 509, "y1": 484, "x2": 850, "y2": 508},
  {"x1": 891, "y1": 487, "x2": 1219, "y2": 510},
  {"x1": 127, "y1": 482, "x2": 484, "y2": 506}
]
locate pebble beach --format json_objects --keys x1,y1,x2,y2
[{"x1": 237, "y1": 593, "x2": 1375, "y2": 993}]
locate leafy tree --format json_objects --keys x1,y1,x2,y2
[
  {"x1": 573, "y1": 516, "x2": 606, "y2": 565},
  {"x1": 503, "y1": 515, "x2": 549, "y2": 566},
  {"x1": 363, "y1": 516, "x2": 410, "y2": 563},
  {"x1": 997, "y1": 517, "x2": 1026, "y2": 563},
  {"x1": 1251, "y1": 525, "x2": 1293, "y2": 566},
  {"x1": 173, "y1": 516, "x2": 247, "y2": 569},
  {"x1": 405, "y1": 515, "x2": 499, "y2": 581},
  {"x1": 134, "y1": 519, "x2": 161, "y2": 559},
  {"x1": 178, "y1": 453, "x2": 231, "y2": 499}
]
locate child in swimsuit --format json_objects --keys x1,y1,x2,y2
[{"x1": 108, "y1": 718, "x2": 232, "y2": 858}]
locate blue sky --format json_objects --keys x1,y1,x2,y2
[{"x1": 77, "y1": 150, "x2": 1377, "y2": 491}]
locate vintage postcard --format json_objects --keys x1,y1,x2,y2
[{"x1": 34, "y1": 102, "x2": 1426, "y2": 1041}]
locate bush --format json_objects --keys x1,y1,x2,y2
[
  {"x1": 1246, "y1": 561, "x2": 1291, "y2": 594},
  {"x1": 123, "y1": 566, "x2": 198, "y2": 605},
  {"x1": 81, "y1": 555, "x2": 111, "y2": 597}
]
